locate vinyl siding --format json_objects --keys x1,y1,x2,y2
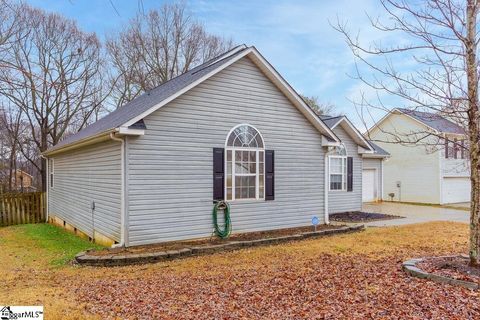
[
  {"x1": 48, "y1": 140, "x2": 122, "y2": 241},
  {"x1": 328, "y1": 125, "x2": 362, "y2": 213},
  {"x1": 369, "y1": 113, "x2": 441, "y2": 203},
  {"x1": 363, "y1": 158, "x2": 383, "y2": 201},
  {"x1": 126, "y1": 56, "x2": 326, "y2": 246}
]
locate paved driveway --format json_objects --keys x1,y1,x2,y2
[{"x1": 361, "y1": 202, "x2": 469, "y2": 227}]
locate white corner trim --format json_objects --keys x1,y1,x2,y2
[
  {"x1": 109, "y1": 133, "x2": 126, "y2": 247},
  {"x1": 324, "y1": 154, "x2": 329, "y2": 224}
]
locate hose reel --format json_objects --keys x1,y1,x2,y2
[{"x1": 212, "y1": 200, "x2": 232, "y2": 239}]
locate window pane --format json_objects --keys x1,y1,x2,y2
[
  {"x1": 227, "y1": 188, "x2": 232, "y2": 200},
  {"x1": 248, "y1": 186, "x2": 256, "y2": 198},
  {"x1": 241, "y1": 187, "x2": 248, "y2": 198},
  {"x1": 255, "y1": 134, "x2": 264, "y2": 148},
  {"x1": 227, "y1": 174, "x2": 232, "y2": 188},
  {"x1": 249, "y1": 151, "x2": 256, "y2": 162},
  {"x1": 227, "y1": 162, "x2": 232, "y2": 175},
  {"x1": 259, "y1": 187, "x2": 264, "y2": 198},
  {"x1": 226, "y1": 125, "x2": 265, "y2": 148},
  {"x1": 242, "y1": 151, "x2": 248, "y2": 161},
  {"x1": 227, "y1": 150, "x2": 232, "y2": 161},
  {"x1": 330, "y1": 174, "x2": 343, "y2": 190},
  {"x1": 249, "y1": 162, "x2": 256, "y2": 173}
]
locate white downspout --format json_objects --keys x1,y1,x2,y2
[
  {"x1": 324, "y1": 151, "x2": 330, "y2": 224},
  {"x1": 110, "y1": 132, "x2": 126, "y2": 248}
]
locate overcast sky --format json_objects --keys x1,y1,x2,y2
[{"x1": 26, "y1": 0, "x2": 405, "y2": 129}]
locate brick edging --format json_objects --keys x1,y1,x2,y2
[
  {"x1": 75, "y1": 225, "x2": 365, "y2": 267},
  {"x1": 402, "y1": 256, "x2": 479, "y2": 290}
]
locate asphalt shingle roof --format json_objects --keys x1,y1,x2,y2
[
  {"x1": 367, "y1": 141, "x2": 390, "y2": 156},
  {"x1": 396, "y1": 108, "x2": 465, "y2": 135},
  {"x1": 319, "y1": 115, "x2": 343, "y2": 129},
  {"x1": 47, "y1": 45, "x2": 249, "y2": 153}
]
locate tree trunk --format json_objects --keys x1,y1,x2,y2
[{"x1": 466, "y1": 0, "x2": 480, "y2": 267}]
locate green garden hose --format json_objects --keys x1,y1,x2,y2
[{"x1": 212, "y1": 200, "x2": 232, "y2": 239}]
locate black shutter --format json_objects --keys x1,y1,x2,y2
[
  {"x1": 453, "y1": 138, "x2": 458, "y2": 159},
  {"x1": 445, "y1": 138, "x2": 449, "y2": 158},
  {"x1": 265, "y1": 150, "x2": 275, "y2": 200},
  {"x1": 213, "y1": 148, "x2": 224, "y2": 201},
  {"x1": 347, "y1": 156, "x2": 353, "y2": 192}
]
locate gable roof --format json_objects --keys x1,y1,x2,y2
[
  {"x1": 365, "y1": 140, "x2": 390, "y2": 158},
  {"x1": 320, "y1": 115, "x2": 374, "y2": 151},
  {"x1": 319, "y1": 115, "x2": 343, "y2": 129},
  {"x1": 45, "y1": 45, "x2": 339, "y2": 155},
  {"x1": 371, "y1": 108, "x2": 465, "y2": 136}
]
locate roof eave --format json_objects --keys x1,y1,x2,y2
[
  {"x1": 43, "y1": 127, "x2": 146, "y2": 157},
  {"x1": 330, "y1": 117, "x2": 375, "y2": 151}
]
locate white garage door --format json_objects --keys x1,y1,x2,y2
[
  {"x1": 442, "y1": 177, "x2": 471, "y2": 204},
  {"x1": 362, "y1": 169, "x2": 376, "y2": 202}
]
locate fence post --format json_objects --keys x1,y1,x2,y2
[{"x1": 0, "y1": 192, "x2": 45, "y2": 227}]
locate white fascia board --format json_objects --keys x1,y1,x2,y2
[
  {"x1": 43, "y1": 131, "x2": 113, "y2": 156},
  {"x1": 362, "y1": 153, "x2": 390, "y2": 159},
  {"x1": 120, "y1": 46, "x2": 340, "y2": 143},
  {"x1": 247, "y1": 48, "x2": 339, "y2": 142},
  {"x1": 117, "y1": 126, "x2": 145, "y2": 136},
  {"x1": 358, "y1": 146, "x2": 374, "y2": 154},
  {"x1": 322, "y1": 136, "x2": 340, "y2": 147},
  {"x1": 331, "y1": 117, "x2": 375, "y2": 151},
  {"x1": 121, "y1": 48, "x2": 253, "y2": 129}
]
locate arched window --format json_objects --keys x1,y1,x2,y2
[
  {"x1": 329, "y1": 143, "x2": 347, "y2": 191},
  {"x1": 225, "y1": 124, "x2": 265, "y2": 200}
]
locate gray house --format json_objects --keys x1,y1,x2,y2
[{"x1": 44, "y1": 45, "x2": 380, "y2": 247}]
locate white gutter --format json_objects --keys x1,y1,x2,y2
[
  {"x1": 324, "y1": 151, "x2": 330, "y2": 224},
  {"x1": 110, "y1": 132, "x2": 126, "y2": 248}
]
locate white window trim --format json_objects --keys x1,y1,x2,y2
[
  {"x1": 329, "y1": 155, "x2": 347, "y2": 191},
  {"x1": 225, "y1": 124, "x2": 265, "y2": 201},
  {"x1": 49, "y1": 158, "x2": 54, "y2": 189}
]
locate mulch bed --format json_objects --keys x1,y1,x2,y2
[
  {"x1": 89, "y1": 224, "x2": 342, "y2": 257},
  {"x1": 418, "y1": 256, "x2": 480, "y2": 284},
  {"x1": 75, "y1": 253, "x2": 480, "y2": 320},
  {"x1": 330, "y1": 211, "x2": 403, "y2": 222}
]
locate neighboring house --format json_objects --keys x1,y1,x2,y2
[
  {"x1": 368, "y1": 108, "x2": 469, "y2": 204},
  {"x1": 0, "y1": 169, "x2": 35, "y2": 192},
  {"x1": 43, "y1": 45, "x2": 376, "y2": 247},
  {"x1": 321, "y1": 116, "x2": 390, "y2": 206}
]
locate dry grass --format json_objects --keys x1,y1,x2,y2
[{"x1": 0, "y1": 221, "x2": 472, "y2": 319}]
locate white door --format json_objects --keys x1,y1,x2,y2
[
  {"x1": 362, "y1": 169, "x2": 376, "y2": 202},
  {"x1": 442, "y1": 177, "x2": 471, "y2": 204}
]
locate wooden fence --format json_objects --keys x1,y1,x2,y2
[{"x1": 0, "y1": 192, "x2": 45, "y2": 226}]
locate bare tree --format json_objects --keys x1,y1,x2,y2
[
  {"x1": 106, "y1": 2, "x2": 234, "y2": 108},
  {"x1": 0, "y1": 4, "x2": 108, "y2": 191},
  {"x1": 0, "y1": 105, "x2": 23, "y2": 192},
  {"x1": 301, "y1": 95, "x2": 337, "y2": 116},
  {"x1": 335, "y1": 0, "x2": 480, "y2": 266}
]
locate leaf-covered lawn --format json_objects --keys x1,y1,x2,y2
[{"x1": 1, "y1": 222, "x2": 479, "y2": 319}]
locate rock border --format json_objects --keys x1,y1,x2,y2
[
  {"x1": 402, "y1": 256, "x2": 479, "y2": 290},
  {"x1": 76, "y1": 225, "x2": 364, "y2": 267}
]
